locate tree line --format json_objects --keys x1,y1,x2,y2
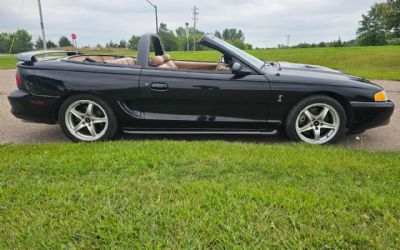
[
  {"x1": 1, "y1": 24, "x2": 252, "y2": 54},
  {"x1": 0, "y1": 29, "x2": 74, "y2": 53},
  {"x1": 277, "y1": 37, "x2": 357, "y2": 49},
  {"x1": 106, "y1": 23, "x2": 253, "y2": 51}
]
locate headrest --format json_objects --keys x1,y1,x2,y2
[
  {"x1": 151, "y1": 56, "x2": 165, "y2": 66},
  {"x1": 162, "y1": 54, "x2": 171, "y2": 62}
]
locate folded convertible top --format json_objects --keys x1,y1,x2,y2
[{"x1": 16, "y1": 50, "x2": 82, "y2": 63}]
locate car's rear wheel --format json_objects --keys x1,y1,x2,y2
[
  {"x1": 285, "y1": 95, "x2": 346, "y2": 145},
  {"x1": 59, "y1": 94, "x2": 118, "y2": 142}
]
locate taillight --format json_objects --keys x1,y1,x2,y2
[{"x1": 16, "y1": 72, "x2": 22, "y2": 89}]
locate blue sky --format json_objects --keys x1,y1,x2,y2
[{"x1": 0, "y1": 0, "x2": 378, "y2": 48}]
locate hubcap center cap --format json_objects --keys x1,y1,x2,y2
[
  {"x1": 85, "y1": 117, "x2": 92, "y2": 123},
  {"x1": 313, "y1": 121, "x2": 320, "y2": 126}
]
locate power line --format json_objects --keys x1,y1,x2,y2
[{"x1": 191, "y1": 5, "x2": 199, "y2": 51}]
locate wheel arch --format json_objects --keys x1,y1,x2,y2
[
  {"x1": 284, "y1": 91, "x2": 354, "y2": 129},
  {"x1": 53, "y1": 91, "x2": 108, "y2": 122}
]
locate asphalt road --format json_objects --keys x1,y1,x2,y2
[{"x1": 1, "y1": 69, "x2": 399, "y2": 150}]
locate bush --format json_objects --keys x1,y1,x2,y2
[{"x1": 387, "y1": 38, "x2": 400, "y2": 45}]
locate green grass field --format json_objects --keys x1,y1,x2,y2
[
  {"x1": 1, "y1": 46, "x2": 400, "y2": 80},
  {"x1": 1, "y1": 141, "x2": 399, "y2": 248},
  {"x1": 0, "y1": 54, "x2": 20, "y2": 70}
]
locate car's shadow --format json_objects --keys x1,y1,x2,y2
[{"x1": 119, "y1": 133, "x2": 288, "y2": 144}]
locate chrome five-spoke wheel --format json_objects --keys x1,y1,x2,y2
[
  {"x1": 65, "y1": 100, "x2": 109, "y2": 141},
  {"x1": 295, "y1": 103, "x2": 340, "y2": 144}
]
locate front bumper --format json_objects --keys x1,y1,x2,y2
[
  {"x1": 349, "y1": 101, "x2": 395, "y2": 133},
  {"x1": 8, "y1": 90, "x2": 60, "y2": 124}
]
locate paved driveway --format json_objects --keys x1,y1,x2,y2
[{"x1": 0, "y1": 69, "x2": 398, "y2": 150}]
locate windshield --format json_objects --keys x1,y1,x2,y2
[{"x1": 215, "y1": 37, "x2": 265, "y2": 69}]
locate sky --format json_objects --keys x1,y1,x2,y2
[{"x1": 0, "y1": 0, "x2": 379, "y2": 48}]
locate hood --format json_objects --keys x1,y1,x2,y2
[
  {"x1": 264, "y1": 61, "x2": 380, "y2": 89},
  {"x1": 278, "y1": 62, "x2": 342, "y2": 75}
]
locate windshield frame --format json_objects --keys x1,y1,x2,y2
[
  {"x1": 199, "y1": 35, "x2": 265, "y2": 73},
  {"x1": 216, "y1": 38, "x2": 265, "y2": 69}
]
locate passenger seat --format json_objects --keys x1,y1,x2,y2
[
  {"x1": 151, "y1": 55, "x2": 165, "y2": 67},
  {"x1": 159, "y1": 54, "x2": 178, "y2": 69}
]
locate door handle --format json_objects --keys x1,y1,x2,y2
[{"x1": 150, "y1": 83, "x2": 168, "y2": 91}]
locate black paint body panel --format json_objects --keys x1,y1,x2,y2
[{"x1": 8, "y1": 34, "x2": 394, "y2": 135}]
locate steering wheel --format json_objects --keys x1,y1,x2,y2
[
  {"x1": 217, "y1": 55, "x2": 233, "y2": 71},
  {"x1": 217, "y1": 55, "x2": 225, "y2": 70}
]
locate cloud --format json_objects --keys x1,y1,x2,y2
[{"x1": 0, "y1": 0, "x2": 377, "y2": 47}]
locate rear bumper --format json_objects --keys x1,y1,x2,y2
[
  {"x1": 8, "y1": 90, "x2": 60, "y2": 124},
  {"x1": 349, "y1": 101, "x2": 394, "y2": 133}
]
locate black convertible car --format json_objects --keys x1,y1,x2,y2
[{"x1": 8, "y1": 33, "x2": 394, "y2": 144}]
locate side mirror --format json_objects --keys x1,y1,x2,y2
[{"x1": 231, "y1": 62, "x2": 252, "y2": 76}]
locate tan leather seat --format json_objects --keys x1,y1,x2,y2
[
  {"x1": 107, "y1": 57, "x2": 136, "y2": 65},
  {"x1": 151, "y1": 55, "x2": 165, "y2": 66},
  {"x1": 159, "y1": 54, "x2": 178, "y2": 69}
]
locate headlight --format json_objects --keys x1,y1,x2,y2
[{"x1": 374, "y1": 90, "x2": 388, "y2": 102}]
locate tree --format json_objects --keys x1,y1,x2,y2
[
  {"x1": 357, "y1": 3, "x2": 387, "y2": 45},
  {"x1": 11, "y1": 29, "x2": 33, "y2": 53},
  {"x1": 332, "y1": 37, "x2": 343, "y2": 47},
  {"x1": 222, "y1": 29, "x2": 245, "y2": 41},
  {"x1": 245, "y1": 43, "x2": 253, "y2": 50},
  {"x1": 128, "y1": 35, "x2": 140, "y2": 50},
  {"x1": 35, "y1": 37, "x2": 43, "y2": 49},
  {"x1": 189, "y1": 27, "x2": 206, "y2": 50},
  {"x1": 215, "y1": 28, "x2": 248, "y2": 49},
  {"x1": 0, "y1": 32, "x2": 12, "y2": 53},
  {"x1": 214, "y1": 31, "x2": 222, "y2": 39},
  {"x1": 119, "y1": 40, "x2": 127, "y2": 48},
  {"x1": 35, "y1": 37, "x2": 57, "y2": 49},
  {"x1": 158, "y1": 23, "x2": 178, "y2": 51},
  {"x1": 175, "y1": 27, "x2": 187, "y2": 37},
  {"x1": 106, "y1": 41, "x2": 118, "y2": 48},
  {"x1": 46, "y1": 40, "x2": 57, "y2": 48},
  {"x1": 126, "y1": 24, "x2": 253, "y2": 52},
  {"x1": 59, "y1": 36, "x2": 72, "y2": 47},
  {"x1": 384, "y1": 0, "x2": 400, "y2": 38}
]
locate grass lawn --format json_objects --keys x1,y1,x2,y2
[
  {"x1": 1, "y1": 141, "x2": 399, "y2": 248},
  {"x1": 0, "y1": 54, "x2": 19, "y2": 70},
  {"x1": 1, "y1": 46, "x2": 400, "y2": 80}
]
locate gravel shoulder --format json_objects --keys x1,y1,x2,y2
[{"x1": 0, "y1": 69, "x2": 399, "y2": 150}]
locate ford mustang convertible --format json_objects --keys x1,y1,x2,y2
[{"x1": 8, "y1": 33, "x2": 394, "y2": 144}]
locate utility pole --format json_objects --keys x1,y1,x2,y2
[
  {"x1": 146, "y1": 0, "x2": 159, "y2": 34},
  {"x1": 185, "y1": 22, "x2": 189, "y2": 51},
  {"x1": 37, "y1": 0, "x2": 47, "y2": 50},
  {"x1": 286, "y1": 35, "x2": 290, "y2": 48},
  {"x1": 192, "y1": 6, "x2": 199, "y2": 51}
]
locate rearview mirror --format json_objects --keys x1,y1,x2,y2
[{"x1": 231, "y1": 62, "x2": 252, "y2": 76}]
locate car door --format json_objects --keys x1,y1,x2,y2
[{"x1": 137, "y1": 67, "x2": 270, "y2": 130}]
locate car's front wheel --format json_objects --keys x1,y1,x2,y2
[
  {"x1": 285, "y1": 95, "x2": 346, "y2": 145},
  {"x1": 59, "y1": 94, "x2": 118, "y2": 142}
]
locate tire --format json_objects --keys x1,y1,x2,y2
[
  {"x1": 285, "y1": 95, "x2": 346, "y2": 145},
  {"x1": 58, "y1": 94, "x2": 119, "y2": 142}
]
